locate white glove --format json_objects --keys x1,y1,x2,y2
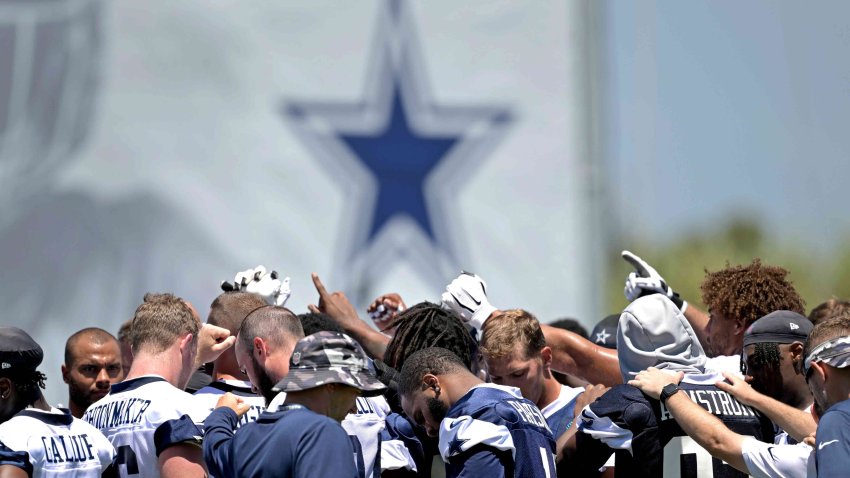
[
  {"x1": 440, "y1": 271, "x2": 498, "y2": 332},
  {"x1": 221, "y1": 265, "x2": 291, "y2": 307},
  {"x1": 621, "y1": 251, "x2": 686, "y2": 312}
]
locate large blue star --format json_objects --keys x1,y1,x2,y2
[
  {"x1": 339, "y1": 83, "x2": 457, "y2": 241},
  {"x1": 281, "y1": 0, "x2": 513, "y2": 291}
]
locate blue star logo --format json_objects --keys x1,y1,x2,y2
[
  {"x1": 447, "y1": 435, "x2": 468, "y2": 457},
  {"x1": 282, "y1": 0, "x2": 513, "y2": 295}
]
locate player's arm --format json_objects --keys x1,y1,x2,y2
[
  {"x1": 716, "y1": 372, "x2": 816, "y2": 442},
  {"x1": 158, "y1": 444, "x2": 206, "y2": 478},
  {"x1": 0, "y1": 466, "x2": 27, "y2": 478},
  {"x1": 309, "y1": 273, "x2": 390, "y2": 360},
  {"x1": 629, "y1": 368, "x2": 748, "y2": 473},
  {"x1": 0, "y1": 443, "x2": 30, "y2": 478},
  {"x1": 541, "y1": 324, "x2": 622, "y2": 386},
  {"x1": 556, "y1": 384, "x2": 610, "y2": 463}
]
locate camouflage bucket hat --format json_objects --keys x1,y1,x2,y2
[{"x1": 273, "y1": 331, "x2": 386, "y2": 397}]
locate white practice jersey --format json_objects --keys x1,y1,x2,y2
[
  {"x1": 0, "y1": 407, "x2": 115, "y2": 478},
  {"x1": 82, "y1": 375, "x2": 209, "y2": 478},
  {"x1": 342, "y1": 396, "x2": 390, "y2": 478},
  {"x1": 192, "y1": 379, "x2": 265, "y2": 428},
  {"x1": 741, "y1": 437, "x2": 814, "y2": 478}
]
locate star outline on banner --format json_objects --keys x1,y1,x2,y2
[{"x1": 281, "y1": 0, "x2": 514, "y2": 298}]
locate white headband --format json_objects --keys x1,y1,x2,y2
[{"x1": 804, "y1": 336, "x2": 850, "y2": 376}]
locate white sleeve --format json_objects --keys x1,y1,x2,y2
[{"x1": 740, "y1": 437, "x2": 814, "y2": 478}]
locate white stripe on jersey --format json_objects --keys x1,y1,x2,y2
[
  {"x1": 540, "y1": 384, "x2": 583, "y2": 419},
  {"x1": 0, "y1": 407, "x2": 115, "y2": 478},
  {"x1": 82, "y1": 375, "x2": 209, "y2": 478}
]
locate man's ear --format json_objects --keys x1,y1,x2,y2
[
  {"x1": 733, "y1": 317, "x2": 747, "y2": 335},
  {"x1": 179, "y1": 333, "x2": 194, "y2": 356},
  {"x1": 0, "y1": 378, "x2": 11, "y2": 400},
  {"x1": 812, "y1": 361, "x2": 828, "y2": 382},
  {"x1": 253, "y1": 337, "x2": 267, "y2": 358},
  {"x1": 789, "y1": 342, "x2": 804, "y2": 362},
  {"x1": 422, "y1": 374, "x2": 440, "y2": 394},
  {"x1": 61, "y1": 364, "x2": 70, "y2": 384},
  {"x1": 540, "y1": 346, "x2": 553, "y2": 367}
]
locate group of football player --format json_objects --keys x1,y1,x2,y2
[{"x1": 1, "y1": 251, "x2": 850, "y2": 477}]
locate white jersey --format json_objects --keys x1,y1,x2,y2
[
  {"x1": 192, "y1": 379, "x2": 265, "y2": 428},
  {"x1": 0, "y1": 407, "x2": 115, "y2": 478},
  {"x1": 82, "y1": 375, "x2": 209, "y2": 478},
  {"x1": 741, "y1": 437, "x2": 814, "y2": 478},
  {"x1": 705, "y1": 354, "x2": 744, "y2": 377},
  {"x1": 342, "y1": 396, "x2": 390, "y2": 478}
]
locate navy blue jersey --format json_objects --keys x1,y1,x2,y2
[
  {"x1": 576, "y1": 372, "x2": 776, "y2": 478},
  {"x1": 439, "y1": 384, "x2": 556, "y2": 478},
  {"x1": 815, "y1": 398, "x2": 850, "y2": 477},
  {"x1": 382, "y1": 411, "x2": 443, "y2": 476},
  {"x1": 203, "y1": 404, "x2": 358, "y2": 478}
]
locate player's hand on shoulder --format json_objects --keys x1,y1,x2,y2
[
  {"x1": 715, "y1": 371, "x2": 759, "y2": 406},
  {"x1": 574, "y1": 383, "x2": 610, "y2": 414},
  {"x1": 627, "y1": 367, "x2": 683, "y2": 400},
  {"x1": 215, "y1": 392, "x2": 251, "y2": 418}
]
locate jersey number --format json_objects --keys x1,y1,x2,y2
[
  {"x1": 116, "y1": 445, "x2": 139, "y2": 475},
  {"x1": 663, "y1": 436, "x2": 748, "y2": 478}
]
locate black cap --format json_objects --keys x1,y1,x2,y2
[
  {"x1": 0, "y1": 327, "x2": 43, "y2": 372},
  {"x1": 591, "y1": 314, "x2": 619, "y2": 349},
  {"x1": 743, "y1": 311, "x2": 813, "y2": 347}
]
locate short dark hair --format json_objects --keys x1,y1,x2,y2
[
  {"x1": 384, "y1": 302, "x2": 477, "y2": 370},
  {"x1": 238, "y1": 306, "x2": 304, "y2": 352},
  {"x1": 548, "y1": 318, "x2": 589, "y2": 339},
  {"x1": 398, "y1": 347, "x2": 466, "y2": 396},
  {"x1": 64, "y1": 328, "x2": 119, "y2": 366},
  {"x1": 297, "y1": 312, "x2": 344, "y2": 336},
  {"x1": 808, "y1": 298, "x2": 850, "y2": 325},
  {"x1": 208, "y1": 292, "x2": 268, "y2": 335}
]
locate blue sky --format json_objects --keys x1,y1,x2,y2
[{"x1": 603, "y1": 1, "x2": 850, "y2": 252}]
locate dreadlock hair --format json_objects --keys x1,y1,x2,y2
[
  {"x1": 701, "y1": 259, "x2": 805, "y2": 328},
  {"x1": 741, "y1": 342, "x2": 783, "y2": 375},
  {"x1": 0, "y1": 368, "x2": 47, "y2": 403},
  {"x1": 383, "y1": 302, "x2": 477, "y2": 371}
]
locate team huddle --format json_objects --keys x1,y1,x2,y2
[{"x1": 1, "y1": 251, "x2": 849, "y2": 477}]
